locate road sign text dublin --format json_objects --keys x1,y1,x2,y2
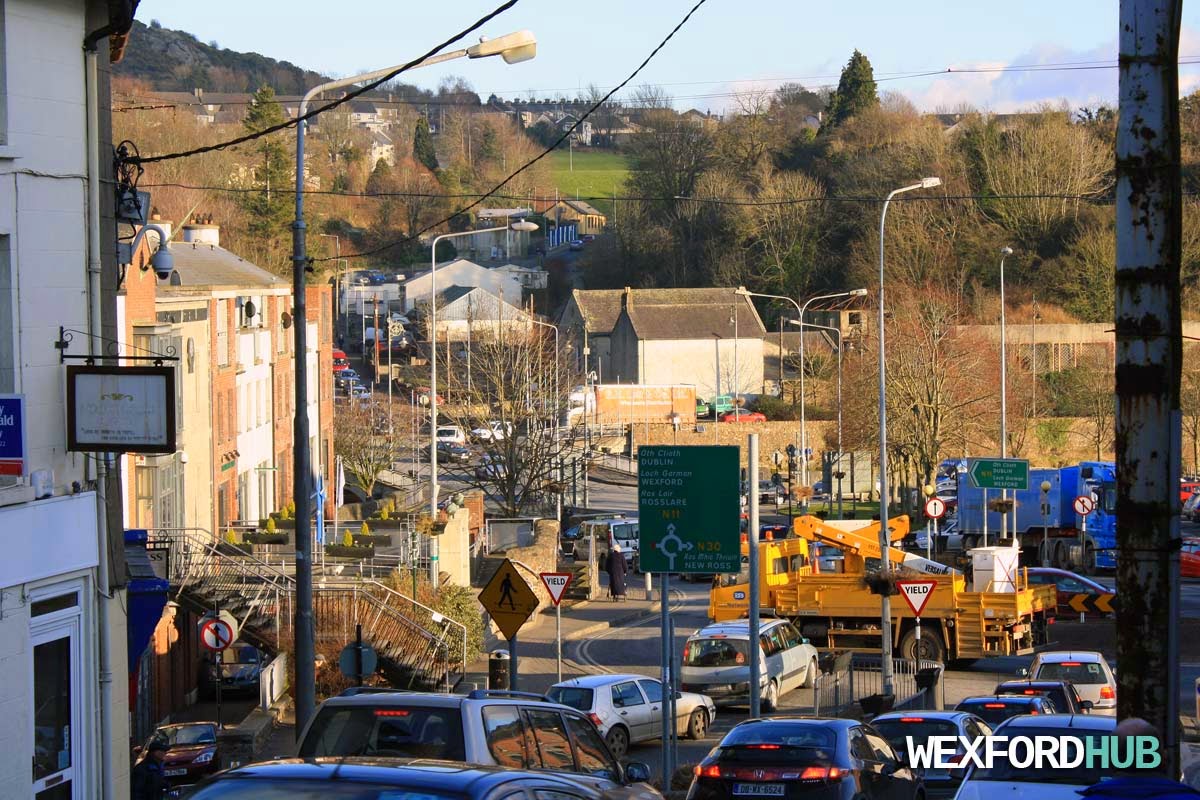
[
  {"x1": 638, "y1": 445, "x2": 740, "y2": 574},
  {"x1": 968, "y1": 458, "x2": 1030, "y2": 490}
]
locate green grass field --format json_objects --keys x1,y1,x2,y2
[{"x1": 548, "y1": 150, "x2": 629, "y2": 216}]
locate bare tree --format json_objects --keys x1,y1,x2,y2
[{"x1": 335, "y1": 400, "x2": 403, "y2": 500}]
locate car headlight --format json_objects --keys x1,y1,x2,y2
[{"x1": 194, "y1": 750, "x2": 214, "y2": 764}]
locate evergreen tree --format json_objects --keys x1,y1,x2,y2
[
  {"x1": 821, "y1": 50, "x2": 879, "y2": 132},
  {"x1": 365, "y1": 158, "x2": 394, "y2": 195},
  {"x1": 414, "y1": 116, "x2": 439, "y2": 171},
  {"x1": 239, "y1": 86, "x2": 292, "y2": 263}
]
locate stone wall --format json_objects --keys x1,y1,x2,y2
[{"x1": 437, "y1": 506, "x2": 471, "y2": 588}]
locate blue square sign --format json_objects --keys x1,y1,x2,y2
[{"x1": 0, "y1": 395, "x2": 26, "y2": 476}]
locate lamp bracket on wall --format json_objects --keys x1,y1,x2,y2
[{"x1": 55, "y1": 327, "x2": 179, "y2": 366}]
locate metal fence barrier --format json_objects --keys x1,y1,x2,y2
[
  {"x1": 259, "y1": 653, "x2": 289, "y2": 711},
  {"x1": 809, "y1": 652, "x2": 943, "y2": 718}
]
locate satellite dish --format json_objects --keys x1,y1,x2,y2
[
  {"x1": 243, "y1": 300, "x2": 257, "y2": 318},
  {"x1": 281, "y1": 311, "x2": 293, "y2": 329}
]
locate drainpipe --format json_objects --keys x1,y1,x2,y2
[{"x1": 84, "y1": 24, "x2": 115, "y2": 800}]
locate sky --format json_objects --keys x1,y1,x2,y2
[{"x1": 145, "y1": 1, "x2": 1200, "y2": 113}]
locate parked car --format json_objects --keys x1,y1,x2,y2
[
  {"x1": 201, "y1": 642, "x2": 266, "y2": 698},
  {"x1": 436, "y1": 425, "x2": 467, "y2": 446},
  {"x1": 1024, "y1": 567, "x2": 1113, "y2": 615},
  {"x1": 294, "y1": 689, "x2": 655, "y2": 798},
  {"x1": 954, "y1": 694, "x2": 1059, "y2": 725},
  {"x1": 1183, "y1": 538, "x2": 1200, "y2": 578},
  {"x1": 680, "y1": 619, "x2": 819, "y2": 711},
  {"x1": 332, "y1": 356, "x2": 351, "y2": 372},
  {"x1": 1183, "y1": 490, "x2": 1200, "y2": 518},
  {"x1": 134, "y1": 721, "x2": 220, "y2": 789},
  {"x1": 581, "y1": 234, "x2": 597, "y2": 242},
  {"x1": 687, "y1": 717, "x2": 922, "y2": 800},
  {"x1": 475, "y1": 453, "x2": 508, "y2": 480},
  {"x1": 427, "y1": 441, "x2": 473, "y2": 463},
  {"x1": 758, "y1": 481, "x2": 784, "y2": 506},
  {"x1": 1028, "y1": 650, "x2": 1116, "y2": 715},
  {"x1": 993, "y1": 679, "x2": 1093, "y2": 715},
  {"x1": 569, "y1": 239, "x2": 585, "y2": 250},
  {"x1": 719, "y1": 410, "x2": 766, "y2": 423},
  {"x1": 182, "y1": 759, "x2": 648, "y2": 800},
  {"x1": 334, "y1": 368, "x2": 360, "y2": 388},
  {"x1": 471, "y1": 420, "x2": 513, "y2": 442},
  {"x1": 695, "y1": 399, "x2": 712, "y2": 418},
  {"x1": 548, "y1": 674, "x2": 716, "y2": 758},
  {"x1": 709, "y1": 395, "x2": 736, "y2": 417},
  {"x1": 953, "y1": 713, "x2": 1119, "y2": 800},
  {"x1": 871, "y1": 711, "x2": 992, "y2": 799}
]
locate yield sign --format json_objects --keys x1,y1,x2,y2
[
  {"x1": 897, "y1": 580, "x2": 937, "y2": 617},
  {"x1": 540, "y1": 572, "x2": 574, "y2": 606}
]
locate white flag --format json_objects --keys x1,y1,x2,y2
[{"x1": 335, "y1": 455, "x2": 346, "y2": 509}]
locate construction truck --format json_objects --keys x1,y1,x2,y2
[{"x1": 709, "y1": 515, "x2": 1058, "y2": 663}]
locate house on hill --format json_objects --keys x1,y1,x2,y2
[{"x1": 401, "y1": 259, "x2": 523, "y2": 312}]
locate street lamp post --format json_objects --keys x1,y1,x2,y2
[
  {"x1": 292, "y1": 32, "x2": 536, "y2": 731},
  {"x1": 877, "y1": 177, "x2": 941, "y2": 697},
  {"x1": 999, "y1": 246, "x2": 1013, "y2": 540},
  {"x1": 788, "y1": 319, "x2": 846, "y2": 517},
  {"x1": 1040, "y1": 479, "x2": 1052, "y2": 567}
]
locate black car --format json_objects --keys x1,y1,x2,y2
[
  {"x1": 993, "y1": 679, "x2": 1092, "y2": 715},
  {"x1": 427, "y1": 441, "x2": 473, "y2": 463},
  {"x1": 182, "y1": 759, "x2": 620, "y2": 800},
  {"x1": 954, "y1": 694, "x2": 1058, "y2": 725},
  {"x1": 687, "y1": 717, "x2": 921, "y2": 800}
]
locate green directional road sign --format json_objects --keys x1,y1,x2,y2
[
  {"x1": 638, "y1": 445, "x2": 741, "y2": 574},
  {"x1": 968, "y1": 457, "x2": 1030, "y2": 490}
]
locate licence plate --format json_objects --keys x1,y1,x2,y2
[
  {"x1": 733, "y1": 784, "x2": 785, "y2": 796},
  {"x1": 164, "y1": 768, "x2": 188, "y2": 777}
]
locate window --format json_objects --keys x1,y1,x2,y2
[
  {"x1": 781, "y1": 623, "x2": 804, "y2": 649},
  {"x1": 637, "y1": 679, "x2": 663, "y2": 704},
  {"x1": 848, "y1": 729, "x2": 875, "y2": 762},
  {"x1": 523, "y1": 709, "x2": 574, "y2": 771},
  {"x1": 761, "y1": 628, "x2": 785, "y2": 657},
  {"x1": 545, "y1": 687, "x2": 594, "y2": 712},
  {"x1": 135, "y1": 466, "x2": 155, "y2": 528},
  {"x1": 297, "y1": 705, "x2": 465, "y2": 760},
  {"x1": 216, "y1": 300, "x2": 230, "y2": 367},
  {"x1": 31, "y1": 593, "x2": 78, "y2": 618},
  {"x1": 682, "y1": 638, "x2": 747, "y2": 667},
  {"x1": 482, "y1": 706, "x2": 530, "y2": 768},
  {"x1": 610, "y1": 682, "x2": 644, "y2": 709},
  {"x1": 863, "y1": 729, "x2": 898, "y2": 763},
  {"x1": 563, "y1": 714, "x2": 619, "y2": 781}
]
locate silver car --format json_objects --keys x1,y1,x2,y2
[
  {"x1": 548, "y1": 674, "x2": 716, "y2": 759},
  {"x1": 1029, "y1": 650, "x2": 1117, "y2": 715},
  {"x1": 679, "y1": 619, "x2": 819, "y2": 712}
]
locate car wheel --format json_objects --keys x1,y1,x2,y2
[
  {"x1": 687, "y1": 708, "x2": 708, "y2": 740},
  {"x1": 605, "y1": 725, "x2": 629, "y2": 759},
  {"x1": 762, "y1": 679, "x2": 779, "y2": 713},
  {"x1": 802, "y1": 657, "x2": 819, "y2": 688},
  {"x1": 899, "y1": 627, "x2": 946, "y2": 663}
]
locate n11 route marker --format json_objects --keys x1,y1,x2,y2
[
  {"x1": 897, "y1": 580, "x2": 937, "y2": 642},
  {"x1": 968, "y1": 457, "x2": 1030, "y2": 491}
]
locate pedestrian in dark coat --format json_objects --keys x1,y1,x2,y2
[
  {"x1": 606, "y1": 544, "x2": 627, "y2": 601},
  {"x1": 130, "y1": 739, "x2": 169, "y2": 800}
]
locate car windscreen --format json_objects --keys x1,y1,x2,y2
[
  {"x1": 187, "y1": 780, "x2": 468, "y2": 800},
  {"x1": 956, "y1": 700, "x2": 1042, "y2": 725},
  {"x1": 996, "y1": 683, "x2": 1070, "y2": 710},
  {"x1": 297, "y1": 705, "x2": 465, "y2": 761},
  {"x1": 872, "y1": 719, "x2": 960, "y2": 753},
  {"x1": 611, "y1": 522, "x2": 638, "y2": 543},
  {"x1": 965, "y1": 726, "x2": 1112, "y2": 785},
  {"x1": 546, "y1": 686, "x2": 594, "y2": 711},
  {"x1": 683, "y1": 638, "x2": 749, "y2": 667},
  {"x1": 154, "y1": 724, "x2": 216, "y2": 746},
  {"x1": 1035, "y1": 661, "x2": 1109, "y2": 685},
  {"x1": 720, "y1": 722, "x2": 836, "y2": 750}
]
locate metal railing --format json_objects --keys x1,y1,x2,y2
[
  {"x1": 259, "y1": 653, "x2": 289, "y2": 711},
  {"x1": 593, "y1": 452, "x2": 638, "y2": 475},
  {"x1": 367, "y1": 579, "x2": 468, "y2": 685},
  {"x1": 808, "y1": 653, "x2": 943, "y2": 717}
]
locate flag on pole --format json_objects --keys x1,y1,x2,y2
[
  {"x1": 312, "y1": 471, "x2": 326, "y2": 546},
  {"x1": 335, "y1": 455, "x2": 346, "y2": 508}
]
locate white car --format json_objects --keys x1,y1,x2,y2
[
  {"x1": 679, "y1": 619, "x2": 819, "y2": 711},
  {"x1": 435, "y1": 425, "x2": 466, "y2": 446},
  {"x1": 547, "y1": 674, "x2": 715, "y2": 759},
  {"x1": 953, "y1": 713, "x2": 1118, "y2": 800},
  {"x1": 471, "y1": 420, "x2": 513, "y2": 442},
  {"x1": 1028, "y1": 650, "x2": 1116, "y2": 715}
]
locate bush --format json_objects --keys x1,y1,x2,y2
[
  {"x1": 224, "y1": 529, "x2": 238, "y2": 544},
  {"x1": 266, "y1": 517, "x2": 277, "y2": 534},
  {"x1": 360, "y1": 521, "x2": 370, "y2": 536},
  {"x1": 342, "y1": 529, "x2": 354, "y2": 547},
  {"x1": 753, "y1": 395, "x2": 800, "y2": 420},
  {"x1": 387, "y1": 568, "x2": 485, "y2": 661}
]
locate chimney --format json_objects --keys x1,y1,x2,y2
[
  {"x1": 182, "y1": 214, "x2": 219, "y2": 247},
  {"x1": 622, "y1": 286, "x2": 632, "y2": 310},
  {"x1": 149, "y1": 211, "x2": 172, "y2": 242}
]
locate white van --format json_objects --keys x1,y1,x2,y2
[
  {"x1": 581, "y1": 518, "x2": 640, "y2": 570},
  {"x1": 679, "y1": 619, "x2": 819, "y2": 711}
]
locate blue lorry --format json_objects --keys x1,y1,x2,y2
[{"x1": 952, "y1": 460, "x2": 1117, "y2": 571}]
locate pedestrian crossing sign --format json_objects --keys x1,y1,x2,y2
[{"x1": 479, "y1": 558, "x2": 539, "y2": 640}]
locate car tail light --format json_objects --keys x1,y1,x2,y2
[
  {"x1": 588, "y1": 713, "x2": 603, "y2": 727},
  {"x1": 1029, "y1": 709, "x2": 1039, "y2": 715},
  {"x1": 1060, "y1": 662, "x2": 1081, "y2": 667},
  {"x1": 1100, "y1": 686, "x2": 1115, "y2": 699},
  {"x1": 744, "y1": 744, "x2": 781, "y2": 750},
  {"x1": 1023, "y1": 689, "x2": 1038, "y2": 695},
  {"x1": 945, "y1": 754, "x2": 965, "y2": 766},
  {"x1": 695, "y1": 765, "x2": 722, "y2": 779},
  {"x1": 983, "y1": 703, "x2": 1006, "y2": 709},
  {"x1": 373, "y1": 709, "x2": 411, "y2": 717},
  {"x1": 899, "y1": 717, "x2": 924, "y2": 723},
  {"x1": 799, "y1": 767, "x2": 843, "y2": 781}
]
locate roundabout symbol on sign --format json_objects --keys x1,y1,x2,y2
[{"x1": 653, "y1": 523, "x2": 694, "y2": 570}]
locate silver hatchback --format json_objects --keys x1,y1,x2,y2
[
  {"x1": 679, "y1": 619, "x2": 819, "y2": 711},
  {"x1": 548, "y1": 674, "x2": 716, "y2": 759}
]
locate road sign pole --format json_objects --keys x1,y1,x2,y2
[
  {"x1": 355, "y1": 624, "x2": 364, "y2": 687},
  {"x1": 660, "y1": 571, "x2": 671, "y2": 789},
  {"x1": 982, "y1": 489, "x2": 988, "y2": 547},
  {"x1": 931, "y1": 516, "x2": 937, "y2": 561},
  {"x1": 510, "y1": 633, "x2": 518, "y2": 691},
  {"x1": 555, "y1": 604, "x2": 562, "y2": 683},
  {"x1": 748, "y1": 434, "x2": 761, "y2": 719},
  {"x1": 215, "y1": 648, "x2": 223, "y2": 729}
]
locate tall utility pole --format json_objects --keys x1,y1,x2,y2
[{"x1": 1115, "y1": 0, "x2": 1182, "y2": 777}]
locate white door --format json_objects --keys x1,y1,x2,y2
[{"x1": 31, "y1": 616, "x2": 82, "y2": 799}]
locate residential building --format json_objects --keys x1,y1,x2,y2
[
  {"x1": 0, "y1": 2, "x2": 140, "y2": 797},
  {"x1": 430, "y1": 285, "x2": 533, "y2": 341},
  {"x1": 558, "y1": 288, "x2": 623, "y2": 380},
  {"x1": 402, "y1": 258, "x2": 522, "y2": 312},
  {"x1": 369, "y1": 129, "x2": 395, "y2": 166},
  {"x1": 494, "y1": 262, "x2": 549, "y2": 291},
  {"x1": 541, "y1": 198, "x2": 607, "y2": 236}
]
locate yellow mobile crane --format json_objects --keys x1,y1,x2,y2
[{"x1": 709, "y1": 515, "x2": 1058, "y2": 662}]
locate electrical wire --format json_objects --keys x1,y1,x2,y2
[
  {"x1": 313, "y1": 0, "x2": 713, "y2": 264},
  {"x1": 126, "y1": 0, "x2": 520, "y2": 165}
]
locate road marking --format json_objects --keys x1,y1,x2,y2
[{"x1": 574, "y1": 588, "x2": 688, "y2": 674}]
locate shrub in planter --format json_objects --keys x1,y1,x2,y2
[
  {"x1": 244, "y1": 531, "x2": 289, "y2": 545},
  {"x1": 343, "y1": 529, "x2": 355, "y2": 547},
  {"x1": 353, "y1": 533, "x2": 393, "y2": 547},
  {"x1": 324, "y1": 544, "x2": 375, "y2": 558},
  {"x1": 265, "y1": 517, "x2": 277, "y2": 534}
]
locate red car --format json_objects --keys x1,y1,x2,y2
[
  {"x1": 133, "y1": 721, "x2": 220, "y2": 788},
  {"x1": 1182, "y1": 538, "x2": 1200, "y2": 578},
  {"x1": 1025, "y1": 567, "x2": 1114, "y2": 614},
  {"x1": 719, "y1": 410, "x2": 766, "y2": 423}
]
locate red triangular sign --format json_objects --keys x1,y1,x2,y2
[
  {"x1": 897, "y1": 580, "x2": 937, "y2": 617},
  {"x1": 540, "y1": 572, "x2": 574, "y2": 606}
]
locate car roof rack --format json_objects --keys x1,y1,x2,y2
[
  {"x1": 467, "y1": 689, "x2": 552, "y2": 702},
  {"x1": 338, "y1": 687, "x2": 416, "y2": 697}
]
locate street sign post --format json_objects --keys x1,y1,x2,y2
[
  {"x1": 637, "y1": 445, "x2": 741, "y2": 574},
  {"x1": 968, "y1": 458, "x2": 1030, "y2": 490},
  {"x1": 540, "y1": 572, "x2": 574, "y2": 682},
  {"x1": 897, "y1": 580, "x2": 937, "y2": 641},
  {"x1": 339, "y1": 625, "x2": 378, "y2": 686},
  {"x1": 923, "y1": 497, "x2": 946, "y2": 561},
  {"x1": 198, "y1": 612, "x2": 238, "y2": 727},
  {"x1": 1073, "y1": 495, "x2": 1096, "y2": 605},
  {"x1": 479, "y1": 559, "x2": 539, "y2": 690}
]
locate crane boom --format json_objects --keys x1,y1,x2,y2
[{"x1": 793, "y1": 515, "x2": 959, "y2": 576}]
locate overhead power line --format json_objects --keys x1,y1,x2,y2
[
  {"x1": 126, "y1": 0, "x2": 520, "y2": 165},
  {"x1": 315, "y1": 0, "x2": 714, "y2": 264}
]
